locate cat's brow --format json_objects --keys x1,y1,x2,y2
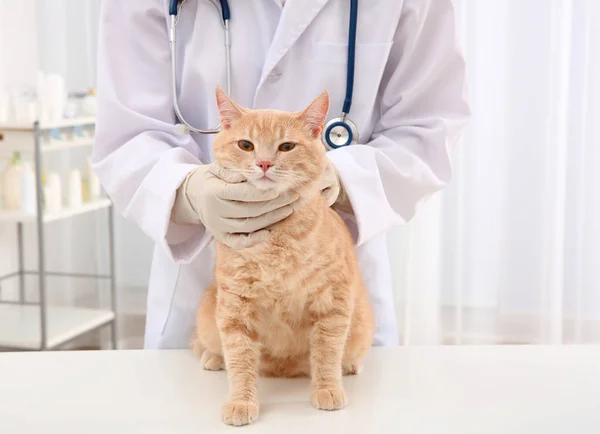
[{"x1": 245, "y1": 115, "x2": 292, "y2": 143}]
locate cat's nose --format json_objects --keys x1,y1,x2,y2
[{"x1": 257, "y1": 161, "x2": 273, "y2": 173}]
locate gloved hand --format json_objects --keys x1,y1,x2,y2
[
  {"x1": 171, "y1": 163, "x2": 299, "y2": 249},
  {"x1": 320, "y1": 157, "x2": 340, "y2": 207},
  {"x1": 320, "y1": 157, "x2": 352, "y2": 214}
]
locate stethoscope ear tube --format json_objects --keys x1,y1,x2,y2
[
  {"x1": 342, "y1": 0, "x2": 358, "y2": 116},
  {"x1": 219, "y1": 0, "x2": 231, "y2": 20},
  {"x1": 169, "y1": 0, "x2": 179, "y2": 16}
]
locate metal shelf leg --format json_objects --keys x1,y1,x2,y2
[
  {"x1": 33, "y1": 122, "x2": 48, "y2": 350},
  {"x1": 17, "y1": 223, "x2": 25, "y2": 303},
  {"x1": 108, "y1": 205, "x2": 118, "y2": 349}
]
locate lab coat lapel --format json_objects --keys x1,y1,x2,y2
[{"x1": 258, "y1": 0, "x2": 330, "y2": 89}]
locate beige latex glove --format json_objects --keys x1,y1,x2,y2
[
  {"x1": 171, "y1": 163, "x2": 299, "y2": 249},
  {"x1": 321, "y1": 157, "x2": 353, "y2": 214}
]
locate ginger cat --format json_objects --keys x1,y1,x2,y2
[{"x1": 192, "y1": 87, "x2": 375, "y2": 426}]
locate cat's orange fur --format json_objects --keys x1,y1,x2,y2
[{"x1": 192, "y1": 87, "x2": 375, "y2": 426}]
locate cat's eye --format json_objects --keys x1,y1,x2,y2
[
  {"x1": 238, "y1": 140, "x2": 254, "y2": 151},
  {"x1": 278, "y1": 143, "x2": 296, "y2": 152}
]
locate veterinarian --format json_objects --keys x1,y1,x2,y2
[{"x1": 92, "y1": 0, "x2": 470, "y2": 348}]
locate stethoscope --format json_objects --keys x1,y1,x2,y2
[{"x1": 168, "y1": 0, "x2": 359, "y2": 150}]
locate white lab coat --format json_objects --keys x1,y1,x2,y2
[{"x1": 92, "y1": 0, "x2": 470, "y2": 348}]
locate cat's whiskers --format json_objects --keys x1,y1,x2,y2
[
  {"x1": 223, "y1": 167, "x2": 256, "y2": 179},
  {"x1": 269, "y1": 169, "x2": 306, "y2": 184}
]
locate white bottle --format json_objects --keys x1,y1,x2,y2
[
  {"x1": 67, "y1": 169, "x2": 82, "y2": 208},
  {"x1": 81, "y1": 88, "x2": 97, "y2": 116},
  {"x1": 87, "y1": 158, "x2": 101, "y2": 201},
  {"x1": 0, "y1": 92, "x2": 9, "y2": 123},
  {"x1": 15, "y1": 98, "x2": 37, "y2": 124},
  {"x1": 1, "y1": 152, "x2": 22, "y2": 210},
  {"x1": 45, "y1": 74, "x2": 65, "y2": 121},
  {"x1": 19, "y1": 161, "x2": 36, "y2": 215},
  {"x1": 44, "y1": 172, "x2": 62, "y2": 214}
]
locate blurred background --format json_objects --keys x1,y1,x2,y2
[{"x1": 0, "y1": 0, "x2": 599, "y2": 350}]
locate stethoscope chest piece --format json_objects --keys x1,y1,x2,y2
[{"x1": 322, "y1": 117, "x2": 359, "y2": 150}]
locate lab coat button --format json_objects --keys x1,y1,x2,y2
[{"x1": 267, "y1": 70, "x2": 282, "y2": 82}]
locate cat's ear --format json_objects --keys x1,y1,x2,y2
[
  {"x1": 215, "y1": 85, "x2": 243, "y2": 129},
  {"x1": 299, "y1": 91, "x2": 329, "y2": 138}
]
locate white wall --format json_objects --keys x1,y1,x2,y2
[
  {"x1": 0, "y1": 0, "x2": 38, "y2": 89},
  {"x1": 35, "y1": 0, "x2": 100, "y2": 92}
]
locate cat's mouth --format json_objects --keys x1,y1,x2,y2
[
  {"x1": 249, "y1": 173, "x2": 285, "y2": 191},
  {"x1": 259, "y1": 174, "x2": 275, "y2": 182}
]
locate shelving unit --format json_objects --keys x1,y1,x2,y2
[
  {"x1": 0, "y1": 116, "x2": 96, "y2": 131},
  {"x1": 0, "y1": 198, "x2": 112, "y2": 223},
  {"x1": 0, "y1": 118, "x2": 117, "y2": 351},
  {"x1": 39, "y1": 137, "x2": 95, "y2": 152},
  {"x1": 0, "y1": 305, "x2": 115, "y2": 350}
]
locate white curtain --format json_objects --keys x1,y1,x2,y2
[
  {"x1": 35, "y1": 0, "x2": 100, "y2": 92},
  {"x1": 391, "y1": 0, "x2": 600, "y2": 345}
]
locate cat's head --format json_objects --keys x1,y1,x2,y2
[{"x1": 212, "y1": 86, "x2": 329, "y2": 194}]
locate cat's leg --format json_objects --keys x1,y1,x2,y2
[
  {"x1": 217, "y1": 289, "x2": 261, "y2": 426},
  {"x1": 200, "y1": 350, "x2": 225, "y2": 371},
  {"x1": 189, "y1": 329, "x2": 205, "y2": 358},
  {"x1": 309, "y1": 292, "x2": 352, "y2": 411},
  {"x1": 194, "y1": 284, "x2": 225, "y2": 371},
  {"x1": 342, "y1": 289, "x2": 375, "y2": 376}
]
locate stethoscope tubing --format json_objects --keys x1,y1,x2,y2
[
  {"x1": 342, "y1": 0, "x2": 357, "y2": 117},
  {"x1": 167, "y1": 0, "x2": 359, "y2": 148},
  {"x1": 169, "y1": 0, "x2": 229, "y2": 135}
]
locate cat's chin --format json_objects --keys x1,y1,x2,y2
[{"x1": 249, "y1": 177, "x2": 289, "y2": 193}]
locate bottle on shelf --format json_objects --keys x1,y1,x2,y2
[
  {"x1": 67, "y1": 169, "x2": 83, "y2": 208},
  {"x1": 45, "y1": 73, "x2": 66, "y2": 122},
  {"x1": 1, "y1": 152, "x2": 23, "y2": 210},
  {"x1": 83, "y1": 158, "x2": 101, "y2": 202},
  {"x1": 0, "y1": 91, "x2": 9, "y2": 123},
  {"x1": 81, "y1": 88, "x2": 97, "y2": 116},
  {"x1": 44, "y1": 172, "x2": 62, "y2": 213},
  {"x1": 19, "y1": 159, "x2": 36, "y2": 215}
]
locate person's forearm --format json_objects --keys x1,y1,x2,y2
[
  {"x1": 94, "y1": 0, "x2": 213, "y2": 263},
  {"x1": 325, "y1": 0, "x2": 470, "y2": 246}
]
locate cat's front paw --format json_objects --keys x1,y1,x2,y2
[
  {"x1": 342, "y1": 362, "x2": 363, "y2": 376},
  {"x1": 311, "y1": 386, "x2": 347, "y2": 411},
  {"x1": 200, "y1": 350, "x2": 225, "y2": 371},
  {"x1": 222, "y1": 400, "x2": 259, "y2": 426}
]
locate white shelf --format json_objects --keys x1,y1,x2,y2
[
  {"x1": 0, "y1": 136, "x2": 94, "y2": 152},
  {"x1": 0, "y1": 304, "x2": 114, "y2": 350},
  {"x1": 0, "y1": 116, "x2": 96, "y2": 131},
  {"x1": 40, "y1": 137, "x2": 95, "y2": 152},
  {"x1": 0, "y1": 198, "x2": 111, "y2": 223},
  {"x1": 41, "y1": 117, "x2": 96, "y2": 129}
]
